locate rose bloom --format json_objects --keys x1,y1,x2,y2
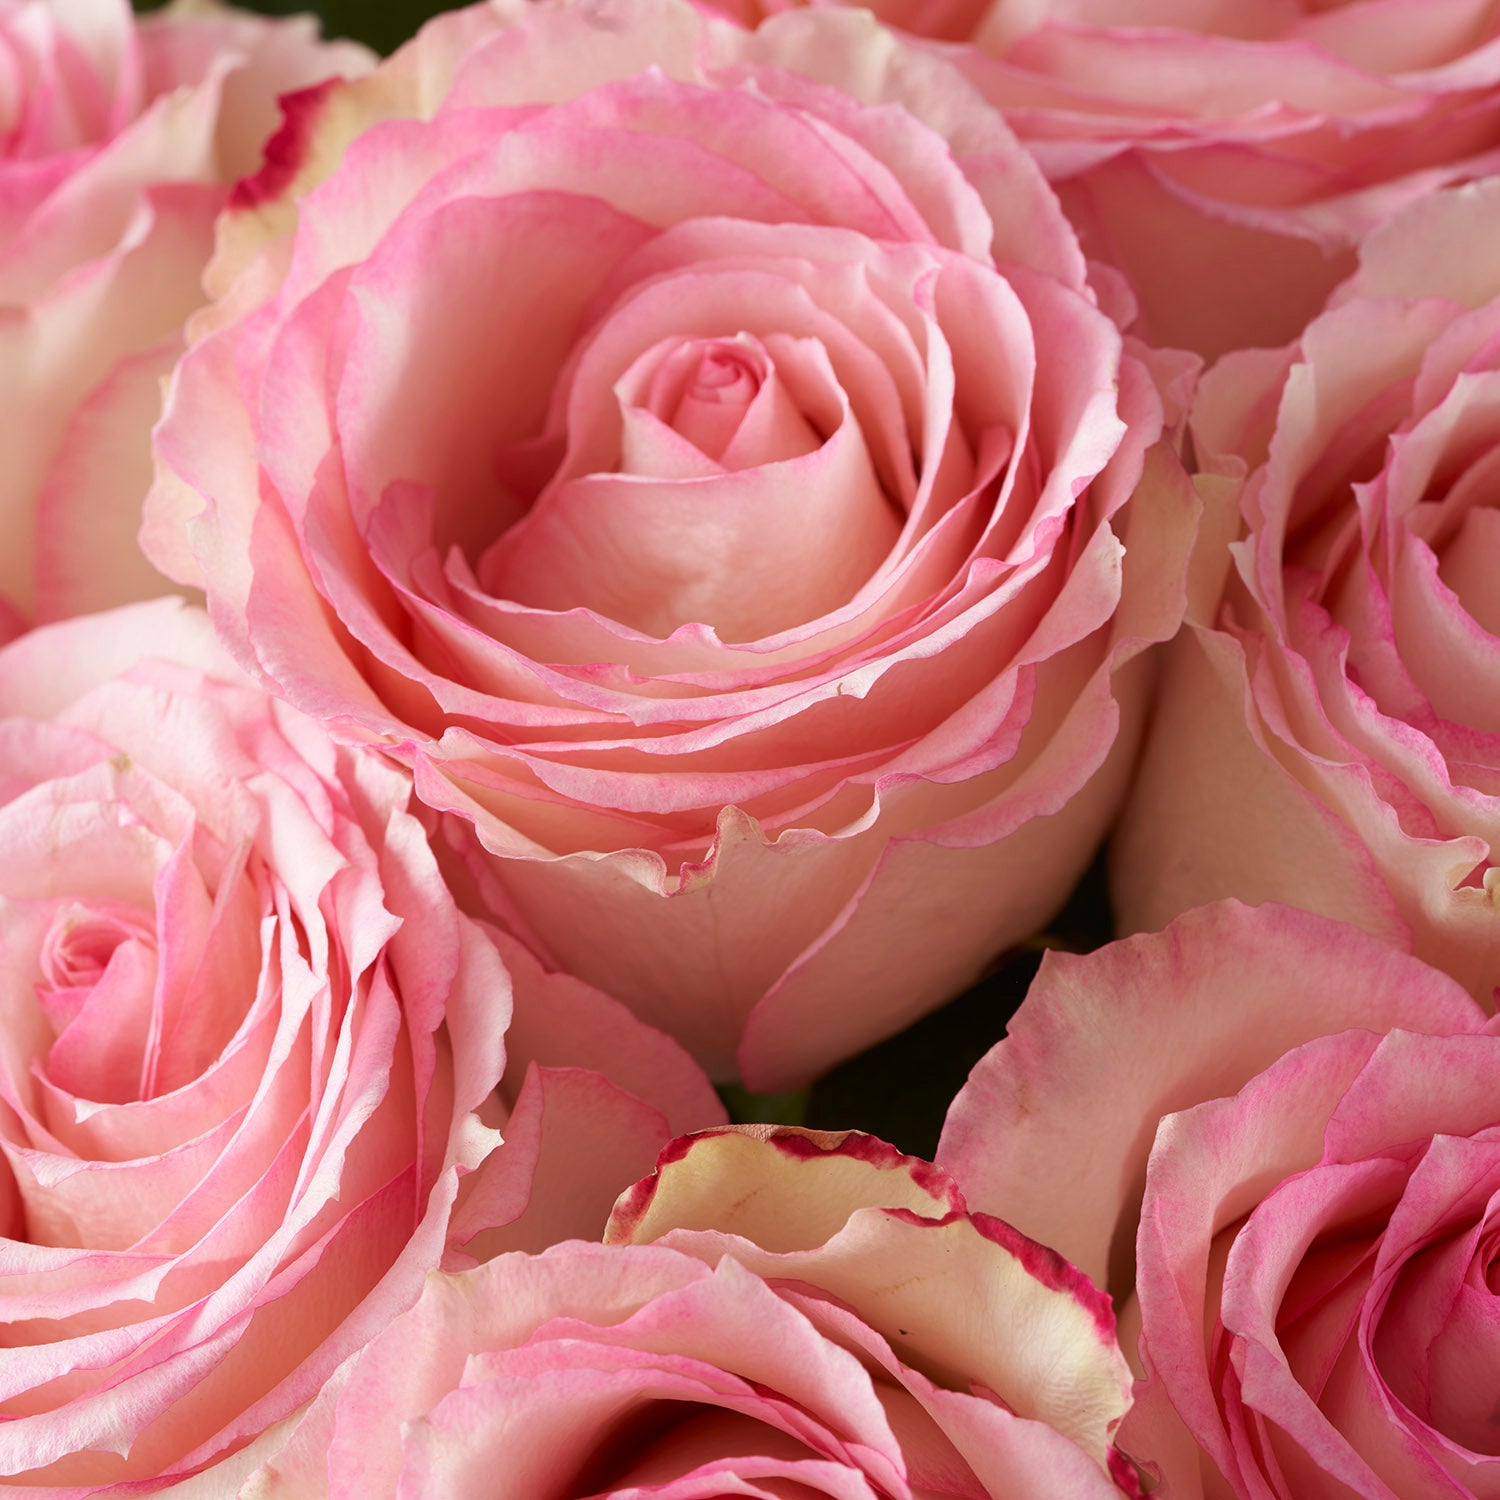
[
  {"x1": 0, "y1": 0, "x2": 367, "y2": 632},
  {"x1": 0, "y1": 599, "x2": 721, "y2": 1494},
  {"x1": 1113, "y1": 179, "x2": 1500, "y2": 1005},
  {"x1": 939, "y1": 900, "x2": 1500, "y2": 1498},
  {"x1": 710, "y1": 0, "x2": 1500, "y2": 360},
  {"x1": 247, "y1": 1125, "x2": 1138, "y2": 1499},
  {"x1": 143, "y1": 0, "x2": 1197, "y2": 1088}
]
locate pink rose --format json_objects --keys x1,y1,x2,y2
[
  {"x1": 0, "y1": 0, "x2": 367, "y2": 631},
  {"x1": 250, "y1": 1126, "x2": 1137, "y2": 1499},
  {"x1": 1113, "y1": 179, "x2": 1500, "y2": 1006},
  {"x1": 143, "y1": 0, "x2": 1197, "y2": 1088},
  {"x1": 0, "y1": 598, "x2": 722, "y2": 1493},
  {"x1": 716, "y1": 0, "x2": 1500, "y2": 360},
  {"x1": 940, "y1": 900, "x2": 1499, "y2": 1498}
]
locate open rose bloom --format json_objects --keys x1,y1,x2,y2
[
  {"x1": 0, "y1": 598, "x2": 721, "y2": 1493},
  {"x1": 0, "y1": 599, "x2": 502, "y2": 1492},
  {"x1": 720, "y1": 0, "x2": 1500, "y2": 360},
  {"x1": 940, "y1": 901, "x2": 1500, "y2": 1498},
  {"x1": 1114, "y1": 179, "x2": 1500, "y2": 1005},
  {"x1": 249, "y1": 1127, "x2": 1137, "y2": 1498},
  {"x1": 144, "y1": 0, "x2": 1197, "y2": 1087},
  {"x1": 0, "y1": 0, "x2": 367, "y2": 630}
]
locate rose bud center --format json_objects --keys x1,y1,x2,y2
[
  {"x1": 624, "y1": 333, "x2": 824, "y2": 476},
  {"x1": 31, "y1": 898, "x2": 164, "y2": 1105},
  {"x1": 480, "y1": 320, "x2": 899, "y2": 640},
  {"x1": 38, "y1": 903, "x2": 151, "y2": 996},
  {"x1": 659, "y1": 342, "x2": 762, "y2": 461}
]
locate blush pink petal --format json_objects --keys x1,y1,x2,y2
[
  {"x1": 717, "y1": 8, "x2": 1090, "y2": 292},
  {"x1": 0, "y1": 181, "x2": 218, "y2": 617},
  {"x1": 1116, "y1": 628, "x2": 1405, "y2": 950},
  {"x1": 938, "y1": 901, "x2": 1483, "y2": 1291},
  {"x1": 490, "y1": 927, "x2": 726, "y2": 1138},
  {"x1": 450, "y1": 1063, "x2": 696, "y2": 1262},
  {"x1": 245, "y1": 1246, "x2": 721, "y2": 1500},
  {"x1": 1219, "y1": 1157, "x2": 1435, "y2": 1499}
]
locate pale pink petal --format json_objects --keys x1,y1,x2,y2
[{"x1": 939, "y1": 902, "x2": 1483, "y2": 1290}]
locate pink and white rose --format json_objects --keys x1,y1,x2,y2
[
  {"x1": 713, "y1": 0, "x2": 1500, "y2": 360},
  {"x1": 0, "y1": 598, "x2": 722, "y2": 1494},
  {"x1": 249, "y1": 1126, "x2": 1138, "y2": 1499},
  {"x1": 940, "y1": 901, "x2": 1500, "y2": 1499},
  {"x1": 1113, "y1": 178, "x2": 1500, "y2": 1007},
  {"x1": 143, "y1": 0, "x2": 1197, "y2": 1088},
  {"x1": 0, "y1": 0, "x2": 367, "y2": 630}
]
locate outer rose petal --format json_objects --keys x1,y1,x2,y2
[
  {"x1": 938, "y1": 902, "x2": 1485, "y2": 1292},
  {"x1": 0, "y1": 181, "x2": 220, "y2": 619},
  {"x1": 1110, "y1": 625, "x2": 1410, "y2": 950},
  {"x1": 34, "y1": 338, "x2": 187, "y2": 620}
]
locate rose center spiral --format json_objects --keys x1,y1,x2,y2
[
  {"x1": 37, "y1": 901, "x2": 155, "y2": 1021},
  {"x1": 642, "y1": 338, "x2": 768, "y2": 465}
]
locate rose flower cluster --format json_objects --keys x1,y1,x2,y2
[{"x1": 0, "y1": 0, "x2": 1497, "y2": 1495}]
